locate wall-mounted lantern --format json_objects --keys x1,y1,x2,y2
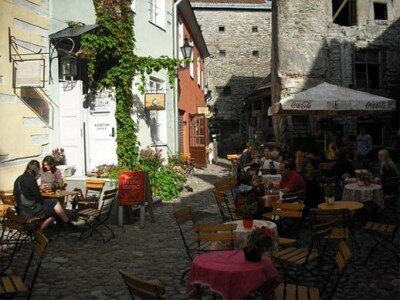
[
  {"x1": 60, "y1": 54, "x2": 78, "y2": 78},
  {"x1": 180, "y1": 38, "x2": 193, "y2": 59}
]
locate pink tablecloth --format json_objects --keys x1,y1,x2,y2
[{"x1": 188, "y1": 250, "x2": 281, "y2": 299}]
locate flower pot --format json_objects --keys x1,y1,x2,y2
[
  {"x1": 242, "y1": 218, "x2": 254, "y2": 229},
  {"x1": 243, "y1": 246, "x2": 262, "y2": 262},
  {"x1": 325, "y1": 197, "x2": 335, "y2": 205}
]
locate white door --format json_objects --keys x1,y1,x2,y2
[
  {"x1": 59, "y1": 81, "x2": 85, "y2": 176},
  {"x1": 86, "y1": 91, "x2": 118, "y2": 171}
]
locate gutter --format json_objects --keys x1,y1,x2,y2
[{"x1": 172, "y1": 0, "x2": 185, "y2": 155}]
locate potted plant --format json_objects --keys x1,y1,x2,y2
[
  {"x1": 237, "y1": 202, "x2": 259, "y2": 229},
  {"x1": 52, "y1": 148, "x2": 66, "y2": 166},
  {"x1": 244, "y1": 226, "x2": 276, "y2": 262}
]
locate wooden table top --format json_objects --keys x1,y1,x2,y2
[
  {"x1": 318, "y1": 201, "x2": 364, "y2": 211},
  {"x1": 41, "y1": 190, "x2": 78, "y2": 199}
]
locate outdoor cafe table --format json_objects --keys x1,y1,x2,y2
[
  {"x1": 342, "y1": 183, "x2": 384, "y2": 208},
  {"x1": 187, "y1": 250, "x2": 281, "y2": 299},
  {"x1": 227, "y1": 220, "x2": 279, "y2": 252},
  {"x1": 318, "y1": 201, "x2": 364, "y2": 211},
  {"x1": 41, "y1": 190, "x2": 78, "y2": 207}
]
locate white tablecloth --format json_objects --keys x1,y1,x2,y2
[
  {"x1": 261, "y1": 174, "x2": 282, "y2": 182},
  {"x1": 228, "y1": 220, "x2": 279, "y2": 253},
  {"x1": 342, "y1": 183, "x2": 384, "y2": 208}
]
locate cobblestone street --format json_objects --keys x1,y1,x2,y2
[{"x1": 8, "y1": 160, "x2": 400, "y2": 299}]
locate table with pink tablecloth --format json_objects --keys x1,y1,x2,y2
[
  {"x1": 342, "y1": 183, "x2": 384, "y2": 208},
  {"x1": 188, "y1": 250, "x2": 281, "y2": 299}
]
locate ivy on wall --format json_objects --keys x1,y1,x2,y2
[{"x1": 80, "y1": 0, "x2": 180, "y2": 169}]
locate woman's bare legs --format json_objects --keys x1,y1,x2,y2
[
  {"x1": 53, "y1": 202, "x2": 69, "y2": 222},
  {"x1": 39, "y1": 217, "x2": 55, "y2": 232}
]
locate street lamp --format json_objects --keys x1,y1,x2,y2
[{"x1": 180, "y1": 38, "x2": 193, "y2": 59}]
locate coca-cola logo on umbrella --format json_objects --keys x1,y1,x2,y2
[
  {"x1": 290, "y1": 100, "x2": 312, "y2": 109},
  {"x1": 365, "y1": 101, "x2": 387, "y2": 109}
]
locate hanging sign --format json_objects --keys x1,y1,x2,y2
[
  {"x1": 118, "y1": 171, "x2": 146, "y2": 205},
  {"x1": 144, "y1": 93, "x2": 165, "y2": 110}
]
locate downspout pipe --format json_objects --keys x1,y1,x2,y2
[{"x1": 172, "y1": 0, "x2": 184, "y2": 155}]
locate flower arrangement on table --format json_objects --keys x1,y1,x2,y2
[
  {"x1": 244, "y1": 226, "x2": 276, "y2": 262},
  {"x1": 355, "y1": 169, "x2": 373, "y2": 186},
  {"x1": 52, "y1": 148, "x2": 66, "y2": 166}
]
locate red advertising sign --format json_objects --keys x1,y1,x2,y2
[{"x1": 118, "y1": 171, "x2": 146, "y2": 205}]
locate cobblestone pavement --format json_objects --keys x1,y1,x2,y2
[{"x1": 7, "y1": 160, "x2": 400, "y2": 299}]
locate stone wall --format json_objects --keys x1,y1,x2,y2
[{"x1": 193, "y1": 9, "x2": 272, "y2": 121}]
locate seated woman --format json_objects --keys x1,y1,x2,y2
[
  {"x1": 325, "y1": 141, "x2": 338, "y2": 162},
  {"x1": 40, "y1": 155, "x2": 63, "y2": 189},
  {"x1": 378, "y1": 149, "x2": 399, "y2": 195},
  {"x1": 13, "y1": 160, "x2": 80, "y2": 232},
  {"x1": 294, "y1": 150, "x2": 312, "y2": 177}
]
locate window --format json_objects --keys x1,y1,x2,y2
[
  {"x1": 332, "y1": 0, "x2": 357, "y2": 26},
  {"x1": 149, "y1": 0, "x2": 165, "y2": 28},
  {"x1": 197, "y1": 57, "x2": 201, "y2": 86},
  {"x1": 219, "y1": 50, "x2": 226, "y2": 57},
  {"x1": 252, "y1": 26, "x2": 258, "y2": 32},
  {"x1": 148, "y1": 77, "x2": 166, "y2": 145},
  {"x1": 219, "y1": 26, "x2": 225, "y2": 32},
  {"x1": 354, "y1": 49, "x2": 382, "y2": 89},
  {"x1": 252, "y1": 50, "x2": 259, "y2": 57},
  {"x1": 216, "y1": 86, "x2": 231, "y2": 96},
  {"x1": 374, "y1": 2, "x2": 388, "y2": 20}
]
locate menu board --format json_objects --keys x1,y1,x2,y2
[{"x1": 118, "y1": 171, "x2": 146, "y2": 205}]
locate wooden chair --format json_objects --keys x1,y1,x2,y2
[
  {"x1": 0, "y1": 231, "x2": 48, "y2": 299},
  {"x1": 310, "y1": 208, "x2": 359, "y2": 251},
  {"x1": 119, "y1": 270, "x2": 166, "y2": 299},
  {"x1": 0, "y1": 191, "x2": 17, "y2": 207},
  {"x1": 213, "y1": 190, "x2": 241, "y2": 223},
  {"x1": 75, "y1": 179, "x2": 106, "y2": 209},
  {"x1": 214, "y1": 177, "x2": 238, "y2": 208},
  {"x1": 264, "y1": 202, "x2": 305, "y2": 245},
  {"x1": 380, "y1": 176, "x2": 400, "y2": 219},
  {"x1": 364, "y1": 221, "x2": 400, "y2": 262},
  {"x1": 274, "y1": 241, "x2": 352, "y2": 300},
  {"x1": 5, "y1": 212, "x2": 46, "y2": 241},
  {"x1": 0, "y1": 220, "x2": 24, "y2": 275},
  {"x1": 191, "y1": 223, "x2": 237, "y2": 253},
  {"x1": 273, "y1": 219, "x2": 336, "y2": 284},
  {"x1": 172, "y1": 207, "x2": 200, "y2": 283},
  {"x1": 78, "y1": 188, "x2": 118, "y2": 243}
]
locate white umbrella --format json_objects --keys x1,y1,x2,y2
[{"x1": 271, "y1": 82, "x2": 396, "y2": 116}]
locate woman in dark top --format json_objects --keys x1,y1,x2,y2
[
  {"x1": 13, "y1": 160, "x2": 79, "y2": 232},
  {"x1": 378, "y1": 149, "x2": 399, "y2": 194}
]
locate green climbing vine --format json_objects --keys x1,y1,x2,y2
[{"x1": 80, "y1": 0, "x2": 180, "y2": 169}]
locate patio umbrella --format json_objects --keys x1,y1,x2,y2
[{"x1": 270, "y1": 82, "x2": 396, "y2": 116}]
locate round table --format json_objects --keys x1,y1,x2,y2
[
  {"x1": 187, "y1": 250, "x2": 281, "y2": 299},
  {"x1": 318, "y1": 201, "x2": 364, "y2": 211},
  {"x1": 227, "y1": 220, "x2": 279, "y2": 252},
  {"x1": 342, "y1": 183, "x2": 384, "y2": 208}
]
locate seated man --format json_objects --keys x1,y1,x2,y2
[
  {"x1": 238, "y1": 146, "x2": 253, "y2": 171},
  {"x1": 279, "y1": 161, "x2": 306, "y2": 194},
  {"x1": 13, "y1": 160, "x2": 80, "y2": 232}
]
